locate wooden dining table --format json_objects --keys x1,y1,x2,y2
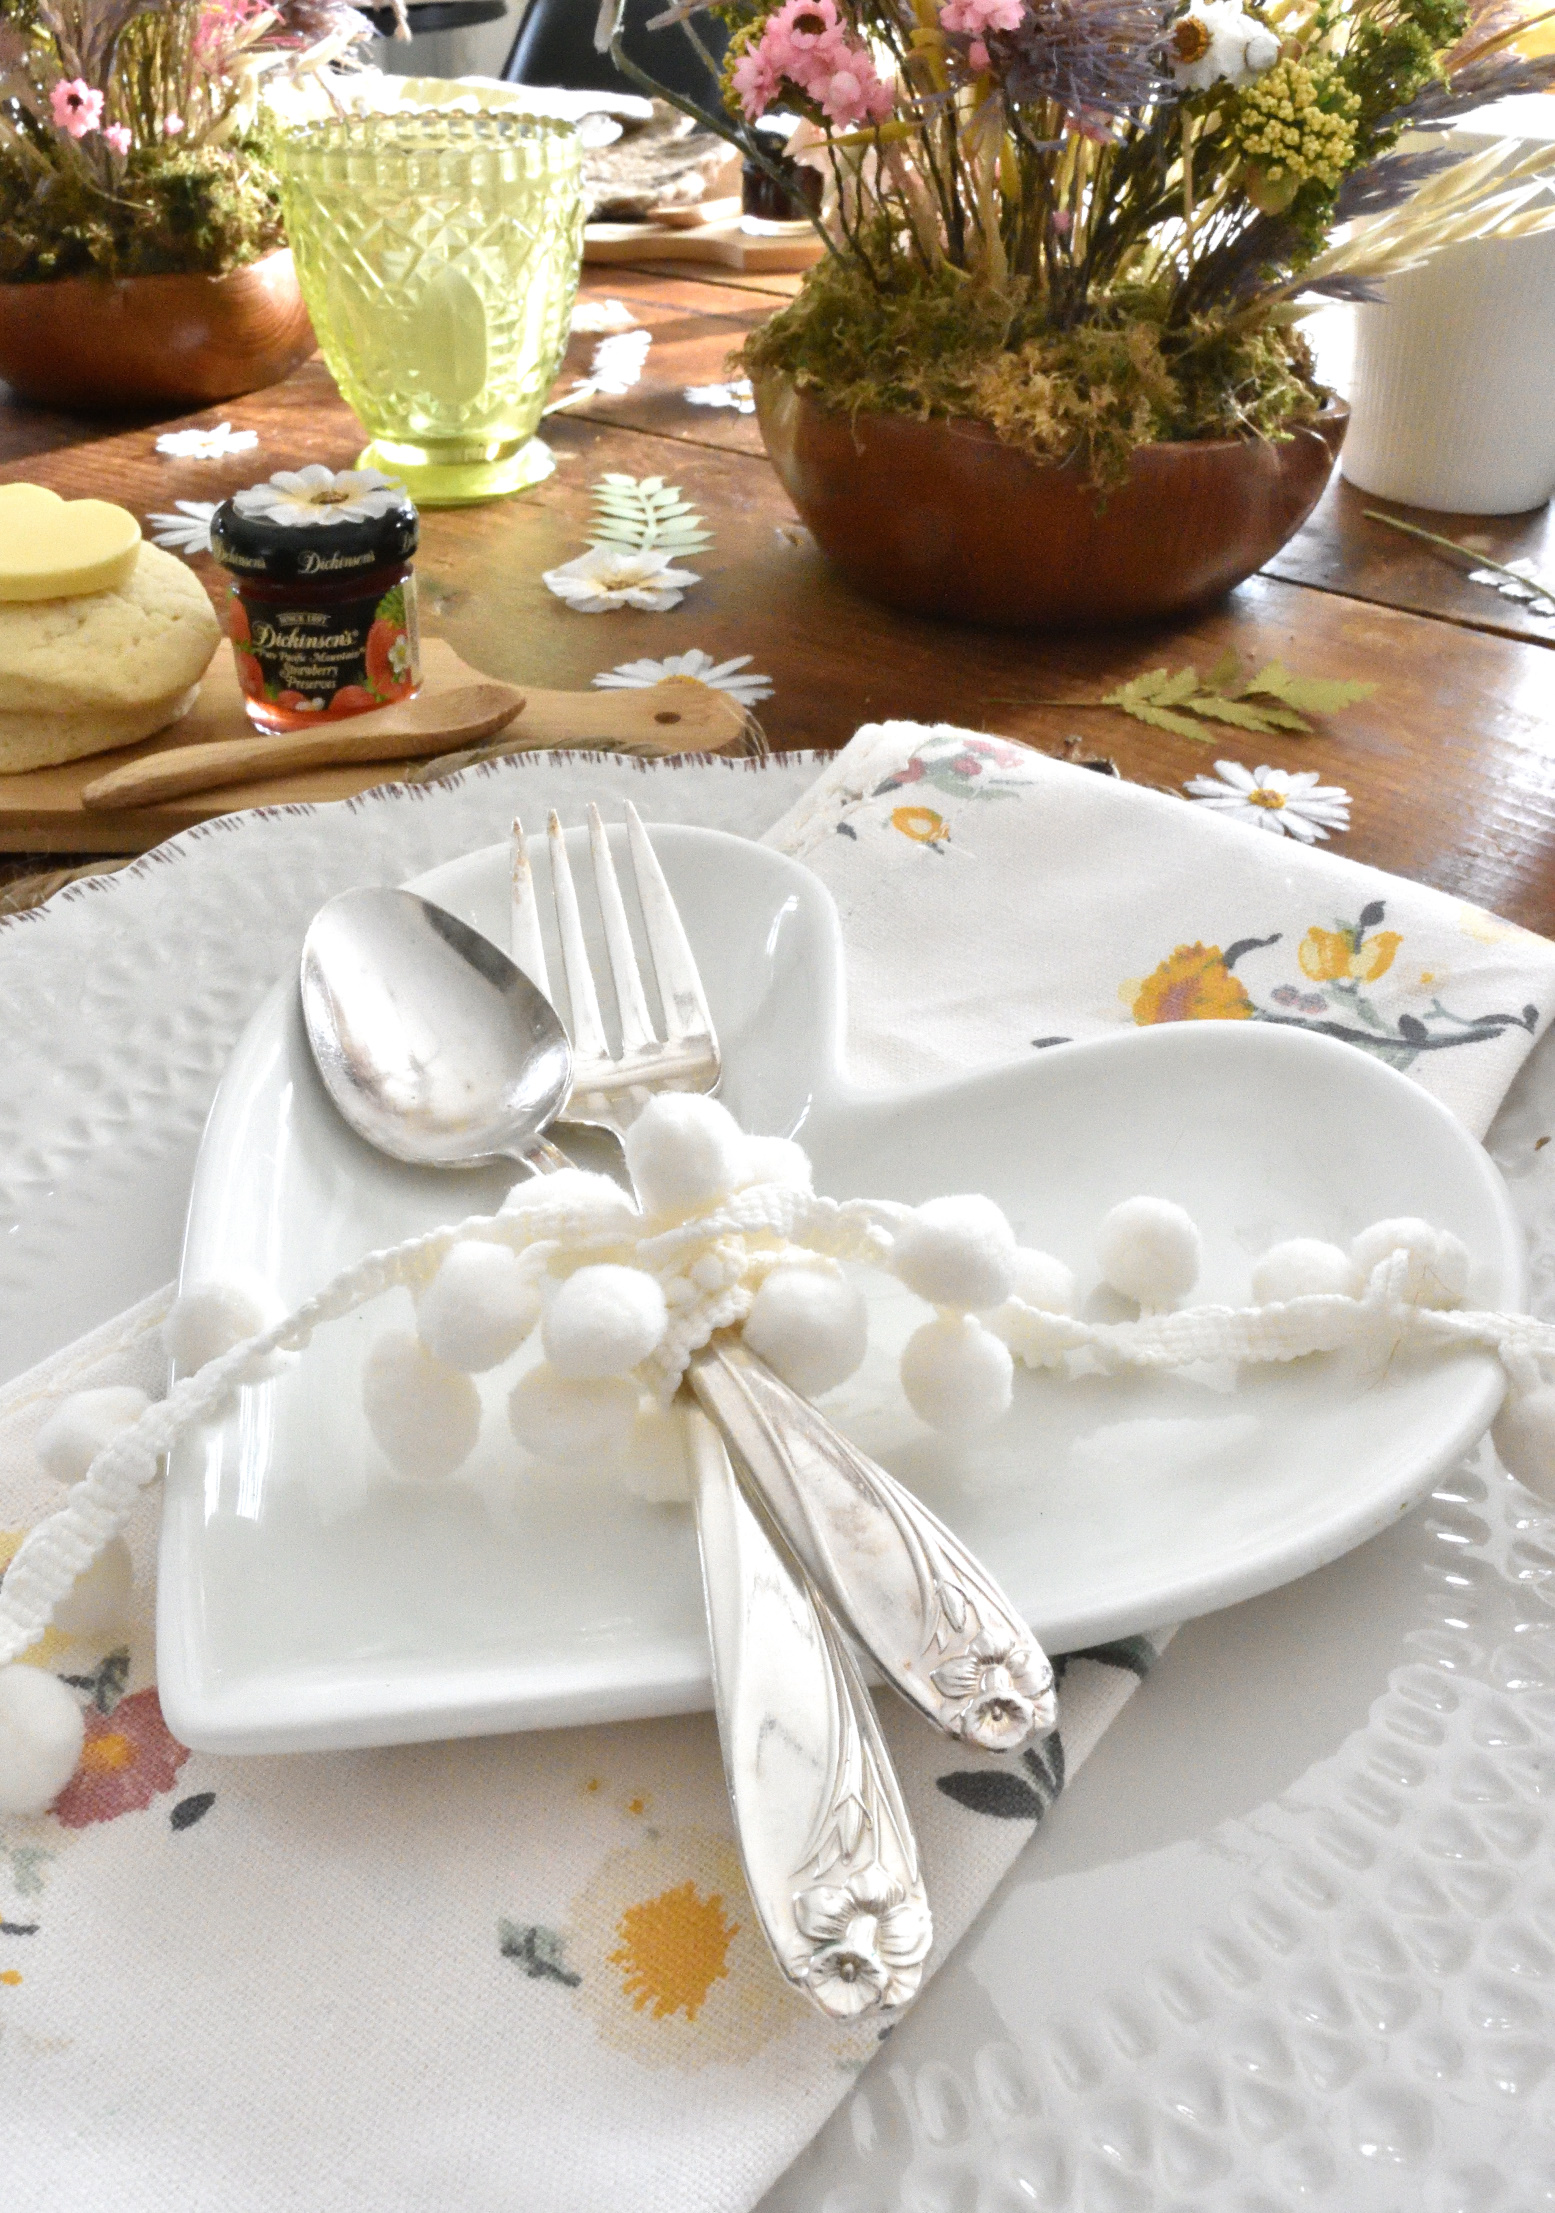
[{"x1": 2, "y1": 259, "x2": 1552, "y2": 931}]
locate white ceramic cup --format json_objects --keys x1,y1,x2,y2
[{"x1": 1340, "y1": 228, "x2": 1555, "y2": 513}]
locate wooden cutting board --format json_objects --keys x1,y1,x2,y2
[
  {"x1": 0, "y1": 636, "x2": 750, "y2": 855},
  {"x1": 583, "y1": 217, "x2": 824, "y2": 273}
]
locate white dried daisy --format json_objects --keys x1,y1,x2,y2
[
  {"x1": 146, "y1": 500, "x2": 219, "y2": 556},
  {"x1": 154, "y1": 421, "x2": 259, "y2": 460},
  {"x1": 546, "y1": 330, "x2": 653, "y2": 415},
  {"x1": 570, "y1": 297, "x2": 640, "y2": 335},
  {"x1": 231, "y1": 465, "x2": 406, "y2": 529},
  {"x1": 685, "y1": 379, "x2": 755, "y2": 415},
  {"x1": 1168, "y1": 1, "x2": 1280, "y2": 90},
  {"x1": 1184, "y1": 760, "x2": 1351, "y2": 842},
  {"x1": 592, "y1": 650, "x2": 772, "y2": 704},
  {"x1": 542, "y1": 546, "x2": 700, "y2": 613}
]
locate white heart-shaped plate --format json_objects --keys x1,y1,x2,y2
[{"x1": 158, "y1": 825, "x2": 1522, "y2": 1754}]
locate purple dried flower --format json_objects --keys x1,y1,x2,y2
[{"x1": 971, "y1": 0, "x2": 1175, "y2": 128}]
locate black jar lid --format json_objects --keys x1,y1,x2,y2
[{"x1": 211, "y1": 468, "x2": 418, "y2": 585}]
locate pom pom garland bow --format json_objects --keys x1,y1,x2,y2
[{"x1": 7, "y1": 1089, "x2": 1555, "y2": 1817}]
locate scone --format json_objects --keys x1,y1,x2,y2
[{"x1": 0, "y1": 540, "x2": 221, "y2": 774}]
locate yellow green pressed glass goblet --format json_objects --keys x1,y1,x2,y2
[{"x1": 278, "y1": 110, "x2": 584, "y2": 507}]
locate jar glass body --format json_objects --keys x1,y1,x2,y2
[{"x1": 224, "y1": 559, "x2": 420, "y2": 733}]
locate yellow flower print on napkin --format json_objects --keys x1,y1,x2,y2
[
  {"x1": 1129, "y1": 943, "x2": 1255, "y2": 1024},
  {"x1": 890, "y1": 805, "x2": 949, "y2": 847},
  {"x1": 1299, "y1": 922, "x2": 1401, "y2": 984},
  {"x1": 569, "y1": 1829, "x2": 817, "y2": 2068}
]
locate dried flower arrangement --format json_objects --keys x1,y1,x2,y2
[
  {"x1": 0, "y1": 0, "x2": 377, "y2": 282},
  {"x1": 607, "y1": 0, "x2": 1555, "y2": 483}
]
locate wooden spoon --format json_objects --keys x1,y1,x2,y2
[{"x1": 81, "y1": 672, "x2": 747, "y2": 811}]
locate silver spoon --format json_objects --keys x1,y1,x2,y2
[
  {"x1": 298, "y1": 883, "x2": 932, "y2": 2020},
  {"x1": 300, "y1": 887, "x2": 573, "y2": 1168}
]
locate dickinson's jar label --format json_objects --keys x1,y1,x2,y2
[{"x1": 209, "y1": 467, "x2": 421, "y2": 734}]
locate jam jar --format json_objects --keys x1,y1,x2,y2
[{"x1": 210, "y1": 469, "x2": 420, "y2": 733}]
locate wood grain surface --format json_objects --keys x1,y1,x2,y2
[{"x1": 1, "y1": 268, "x2": 1551, "y2": 927}]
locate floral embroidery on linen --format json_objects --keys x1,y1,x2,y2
[
  {"x1": 891, "y1": 805, "x2": 950, "y2": 847},
  {"x1": 936, "y1": 1729, "x2": 1065, "y2": 1822},
  {"x1": 1129, "y1": 903, "x2": 1539, "y2": 1072},
  {"x1": 827, "y1": 735, "x2": 1037, "y2": 847},
  {"x1": 609, "y1": 1878, "x2": 738, "y2": 2022},
  {"x1": 568, "y1": 1830, "x2": 815, "y2": 2067},
  {"x1": 499, "y1": 1919, "x2": 583, "y2": 1988},
  {"x1": 52, "y1": 1685, "x2": 189, "y2": 1829}
]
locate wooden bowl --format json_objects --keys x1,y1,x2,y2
[
  {"x1": 754, "y1": 371, "x2": 1349, "y2": 630},
  {"x1": 0, "y1": 250, "x2": 315, "y2": 411}
]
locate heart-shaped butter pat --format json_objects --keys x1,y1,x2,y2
[{"x1": 0, "y1": 483, "x2": 142, "y2": 602}]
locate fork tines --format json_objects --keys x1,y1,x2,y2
[{"x1": 510, "y1": 802, "x2": 720, "y2": 1111}]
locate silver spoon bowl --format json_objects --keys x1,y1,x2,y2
[{"x1": 300, "y1": 887, "x2": 572, "y2": 1168}]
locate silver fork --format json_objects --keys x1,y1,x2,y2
[
  {"x1": 514, "y1": 805, "x2": 1057, "y2": 1764},
  {"x1": 513, "y1": 801, "x2": 928, "y2": 2019}
]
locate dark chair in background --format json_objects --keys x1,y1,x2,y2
[
  {"x1": 501, "y1": 0, "x2": 729, "y2": 104},
  {"x1": 363, "y1": 0, "x2": 508, "y2": 36}
]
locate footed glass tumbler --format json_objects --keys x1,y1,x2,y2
[{"x1": 278, "y1": 110, "x2": 583, "y2": 506}]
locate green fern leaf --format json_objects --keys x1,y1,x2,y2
[
  {"x1": 1182, "y1": 694, "x2": 1297, "y2": 734},
  {"x1": 1111, "y1": 696, "x2": 1219, "y2": 740},
  {"x1": 588, "y1": 473, "x2": 714, "y2": 555},
  {"x1": 1242, "y1": 661, "x2": 1376, "y2": 714}
]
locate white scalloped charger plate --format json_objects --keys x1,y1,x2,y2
[{"x1": 157, "y1": 825, "x2": 1523, "y2": 1755}]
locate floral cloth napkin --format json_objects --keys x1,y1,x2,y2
[
  {"x1": 3, "y1": 720, "x2": 1553, "y2": 2213},
  {"x1": 765, "y1": 722, "x2": 1555, "y2": 1140}
]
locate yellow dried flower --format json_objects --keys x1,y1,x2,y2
[{"x1": 1233, "y1": 54, "x2": 1359, "y2": 195}]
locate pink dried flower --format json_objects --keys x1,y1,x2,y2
[
  {"x1": 816, "y1": 60, "x2": 894, "y2": 124},
  {"x1": 163, "y1": 112, "x2": 185, "y2": 135},
  {"x1": 103, "y1": 122, "x2": 132, "y2": 154},
  {"x1": 767, "y1": 0, "x2": 842, "y2": 49},
  {"x1": 939, "y1": 0, "x2": 1023, "y2": 35},
  {"x1": 732, "y1": 0, "x2": 894, "y2": 127},
  {"x1": 732, "y1": 42, "x2": 783, "y2": 117},
  {"x1": 50, "y1": 78, "x2": 104, "y2": 137},
  {"x1": 968, "y1": 36, "x2": 991, "y2": 66}
]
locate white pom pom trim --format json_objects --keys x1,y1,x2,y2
[
  {"x1": 743, "y1": 1265, "x2": 868, "y2": 1397},
  {"x1": 1095, "y1": 1197, "x2": 1201, "y2": 1311},
  {"x1": 0, "y1": 1663, "x2": 85, "y2": 1815},
  {"x1": 362, "y1": 1332, "x2": 482, "y2": 1480},
  {"x1": 900, "y1": 1314, "x2": 1013, "y2": 1433},
  {"x1": 35, "y1": 1387, "x2": 150, "y2": 1486},
  {"x1": 542, "y1": 1266, "x2": 668, "y2": 1381},
  {"x1": 892, "y1": 1195, "x2": 1017, "y2": 1312},
  {"x1": 416, "y1": 1241, "x2": 541, "y2": 1373}
]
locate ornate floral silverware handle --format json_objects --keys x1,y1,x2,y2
[
  {"x1": 687, "y1": 1409, "x2": 932, "y2": 2020},
  {"x1": 689, "y1": 1342, "x2": 1057, "y2": 1756}
]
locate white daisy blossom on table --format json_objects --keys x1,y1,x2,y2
[
  {"x1": 542, "y1": 546, "x2": 700, "y2": 613},
  {"x1": 589, "y1": 329, "x2": 652, "y2": 396},
  {"x1": 592, "y1": 650, "x2": 773, "y2": 704},
  {"x1": 1184, "y1": 760, "x2": 1352, "y2": 842},
  {"x1": 1169, "y1": 0, "x2": 1280, "y2": 89},
  {"x1": 685, "y1": 378, "x2": 755, "y2": 415},
  {"x1": 1466, "y1": 556, "x2": 1555, "y2": 620},
  {"x1": 146, "y1": 500, "x2": 219, "y2": 556},
  {"x1": 570, "y1": 297, "x2": 639, "y2": 335},
  {"x1": 231, "y1": 465, "x2": 405, "y2": 529},
  {"x1": 155, "y1": 421, "x2": 259, "y2": 461},
  {"x1": 545, "y1": 330, "x2": 653, "y2": 414}
]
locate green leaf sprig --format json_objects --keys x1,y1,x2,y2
[
  {"x1": 588, "y1": 475, "x2": 714, "y2": 558},
  {"x1": 1023, "y1": 653, "x2": 1376, "y2": 742}
]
